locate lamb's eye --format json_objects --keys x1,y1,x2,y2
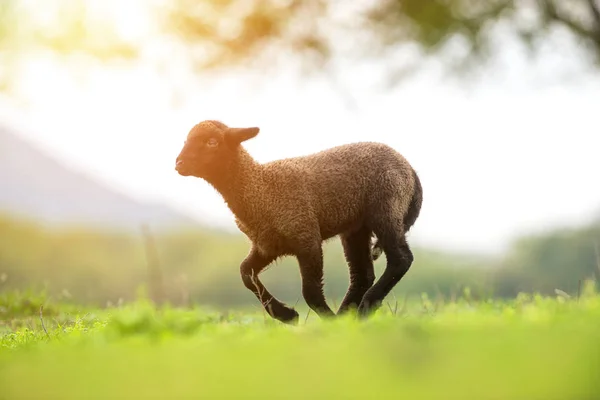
[{"x1": 206, "y1": 138, "x2": 219, "y2": 147}]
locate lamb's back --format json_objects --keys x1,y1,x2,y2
[
  {"x1": 270, "y1": 142, "x2": 408, "y2": 176},
  {"x1": 263, "y1": 142, "x2": 413, "y2": 237}
]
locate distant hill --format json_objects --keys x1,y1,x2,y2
[{"x1": 0, "y1": 124, "x2": 199, "y2": 231}]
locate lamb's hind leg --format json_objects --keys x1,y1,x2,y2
[
  {"x1": 337, "y1": 226, "x2": 375, "y2": 314},
  {"x1": 357, "y1": 219, "x2": 413, "y2": 318},
  {"x1": 240, "y1": 247, "x2": 299, "y2": 324}
]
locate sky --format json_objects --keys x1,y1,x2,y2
[{"x1": 1, "y1": 0, "x2": 600, "y2": 255}]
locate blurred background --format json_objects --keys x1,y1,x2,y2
[{"x1": 1, "y1": 0, "x2": 599, "y2": 310}]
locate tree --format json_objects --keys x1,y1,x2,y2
[
  {"x1": 0, "y1": 0, "x2": 138, "y2": 92},
  {"x1": 3, "y1": 1, "x2": 600, "y2": 92},
  {"x1": 161, "y1": 0, "x2": 600, "y2": 84}
]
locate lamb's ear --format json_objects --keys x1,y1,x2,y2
[{"x1": 226, "y1": 127, "x2": 260, "y2": 145}]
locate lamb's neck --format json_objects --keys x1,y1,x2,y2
[{"x1": 210, "y1": 151, "x2": 263, "y2": 221}]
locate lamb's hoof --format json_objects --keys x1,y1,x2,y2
[
  {"x1": 271, "y1": 304, "x2": 300, "y2": 325},
  {"x1": 357, "y1": 303, "x2": 369, "y2": 319},
  {"x1": 357, "y1": 299, "x2": 380, "y2": 319}
]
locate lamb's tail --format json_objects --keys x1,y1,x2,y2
[{"x1": 370, "y1": 168, "x2": 422, "y2": 261}]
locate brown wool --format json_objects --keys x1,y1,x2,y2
[{"x1": 175, "y1": 120, "x2": 423, "y2": 324}]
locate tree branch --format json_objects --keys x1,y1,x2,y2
[
  {"x1": 587, "y1": 0, "x2": 600, "y2": 37},
  {"x1": 542, "y1": 0, "x2": 600, "y2": 46}
]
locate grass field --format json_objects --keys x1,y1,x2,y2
[{"x1": 1, "y1": 284, "x2": 600, "y2": 400}]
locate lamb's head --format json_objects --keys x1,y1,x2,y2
[{"x1": 175, "y1": 120, "x2": 259, "y2": 180}]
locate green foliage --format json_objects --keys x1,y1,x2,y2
[
  {"x1": 0, "y1": 1, "x2": 15, "y2": 44},
  {"x1": 0, "y1": 0, "x2": 138, "y2": 91},
  {"x1": 162, "y1": 0, "x2": 600, "y2": 81},
  {"x1": 2, "y1": 212, "x2": 600, "y2": 310},
  {"x1": 0, "y1": 213, "x2": 490, "y2": 310},
  {"x1": 496, "y1": 222, "x2": 600, "y2": 296},
  {"x1": 28, "y1": 1, "x2": 139, "y2": 61},
  {"x1": 3, "y1": 0, "x2": 600, "y2": 93},
  {"x1": 162, "y1": 0, "x2": 330, "y2": 73},
  {"x1": 0, "y1": 288, "x2": 53, "y2": 318},
  {"x1": 1, "y1": 288, "x2": 600, "y2": 399}
]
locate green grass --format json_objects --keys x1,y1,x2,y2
[{"x1": 1, "y1": 284, "x2": 600, "y2": 400}]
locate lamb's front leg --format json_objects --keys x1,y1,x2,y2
[
  {"x1": 240, "y1": 247, "x2": 299, "y2": 324},
  {"x1": 296, "y1": 243, "x2": 335, "y2": 319}
]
